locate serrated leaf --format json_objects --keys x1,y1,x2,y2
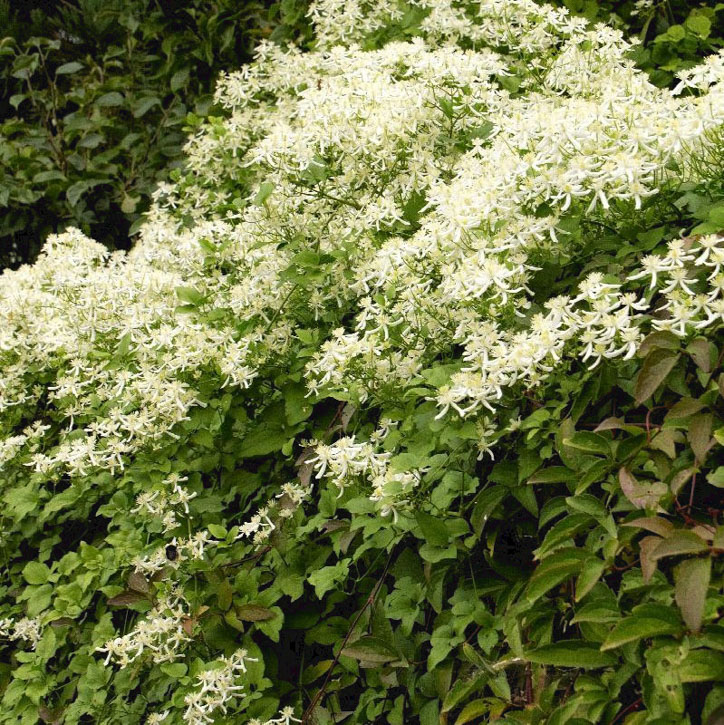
[
  {"x1": 527, "y1": 640, "x2": 616, "y2": 668},
  {"x1": 634, "y1": 349, "x2": 679, "y2": 404},
  {"x1": 674, "y1": 557, "x2": 711, "y2": 632}
]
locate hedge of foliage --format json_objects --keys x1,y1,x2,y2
[
  {"x1": 0, "y1": 0, "x2": 721, "y2": 271},
  {"x1": 0, "y1": 0, "x2": 310, "y2": 269},
  {"x1": 2, "y1": 0, "x2": 724, "y2": 724}
]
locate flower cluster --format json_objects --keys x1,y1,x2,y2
[
  {"x1": 1, "y1": 0, "x2": 724, "y2": 721},
  {"x1": 0, "y1": 617, "x2": 42, "y2": 649},
  {"x1": 182, "y1": 649, "x2": 258, "y2": 725},
  {"x1": 97, "y1": 593, "x2": 191, "y2": 666}
]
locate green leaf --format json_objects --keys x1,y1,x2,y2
[
  {"x1": 95, "y1": 91, "x2": 125, "y2": 107},
  {"x1": 601, "y1": 616, "x2": 682, "y2": 650},
  {"x1": 685, "y1": 14, "x2": 711, "y2": 38},
  {"x1": 707, "y1": 467, "x2": 724, "y2": 488},
  {"x1": 527, "y1": 641, "x2": 616, "y2": 668},
  {"x1": 454, "y1": 699, "x2": 491, "y2": 724},
  {"x1": 175, "y1": 286, "x2": 205, "y2": 306},
  {"x1": 415, "y1": 510, "x2": 450, "y2": 547},
  {"x1": 56, "y1": 61, "x2": 84, "y2": 75},
  {"x1": 680, "y1": 651, "x2": 724, "y2": 683},
  {"x1": 535, "y1": 514, "x2": 594, "y2": 559},
  {"x1": 33, "y1": 170, "x2": 66, "y2": 184},
  {"x1": 470, "y1": 486, "x2": 507, "y2": 536},
  {"x1": 528, "y1": 467, "x2": 576, "y2": 484},
  {"x1": 66, "y1": 179, "x2": 106, "y2": 206},
  {"x1": 562, "y1": 432, "x2": 610, "y2": 457},
  {"x1": 526, "y1": 548, "x2": 587, "y2": 602},
  {"x1": 132, "y1": 96, "x2": 161, "y2": 118},
  {"x1": 638, "y1": 331, "x2": 680, "y2": 357},
  {"x1": 688, "y1": 413, "x2": 713, "y2": 462},
  {"x1": 23, "y1": 561, "x2": 50, "y2": 585},
  {"x1": 575, "y1": 558, "x2": 606, "y2": 602},
  {"x1": 207, "y1": 524, "x2": 227, "y2": 539},
  {"x1": 341, "y1": 636, "x2": 400, "y2": 664},
  {"x1": 160, "y1": 662, "x2": 187, "y2": 678},
  {"x1": 308, "y1": 560, "x2": 350, "y2": 599},
  {"x1": 651, "y1": 530, "x2": 709, "y2": 561},
  {"x1": 253, "y1": 182, "x2": 275, "y2": 206},
  {"x1": 639, "y1": 535, "x2": 663, "y2": 583},
  {"x1": 170, "y1": 67, "x2": 190, "y2": 92},
  {"x1": 238, "y1": 424, "x2": 289, "y2": 458},
  {"x1": 634, "y1": 349, "x2": 679, "y2": 404},
  {"x1": 236, "y1": 604, "x2": 276, "y2": 622},
  {"x1": 674, "y1": 557, "x2": 711, "y2": 632},
  {"x1": 571, "y1": 603, "x2": 620, "y2": 624},
  {"x1": 5, "y1": 485, "x2": 38, "y2": 520},
  {"x1": 687, "y1": 338, "x2": 715, "y2": 373}
]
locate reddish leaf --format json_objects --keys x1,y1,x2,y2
[
  {"x1": 128, "y1": 571, "x2": 150, "y2": 594},
  {"x1": 623, "y1": 516, "x2": 674, "y2": 538},
  {"x1": 688, "y1": 413, "x2": 713, "y2": 462},
  {"x1": 619, "y1": 467, "x2": 667, "y2": 510},
  {"x1": 634, "y1": 349, "x2": 679, "y2": 404},
  {"x1": 107, "y1": 590, "x2": 147, "y2": 607},
  {"x1": 651, "y1": 530, "x2": 709, "y2": 561},
  {"x1": 674, "y1": 557, "x2": 711, "y2": 632},
  {"x1": 236, "y1": 604, "x2": 275, "y2": 622},
  {"x1": 639, "y1": 536, "x2": 662, "y2": 583}
]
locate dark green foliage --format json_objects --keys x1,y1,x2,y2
[{"x1": 0, "y1": 0, "x2": 311, "y2": 269}]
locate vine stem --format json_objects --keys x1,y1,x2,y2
[
  {"x1": 611, "y1": 697, "x2": 643, "y2": 725},
  {"x1": 301, "y1": 543, "x2": 399, "y2": 723}
]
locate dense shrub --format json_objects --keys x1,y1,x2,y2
[
  {"x1": 0, "y1": 1, "x2": 719, "y2": 270},
  {"x1": 0, "y1": 0, "x2": 310, "y2": 269},
  {"x1": 1, "y1": 0, "x2": 724, "y2": 724}
]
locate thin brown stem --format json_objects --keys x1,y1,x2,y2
[{"x1": 302, "y1": 544, "x2": 399, "y2": 723}]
